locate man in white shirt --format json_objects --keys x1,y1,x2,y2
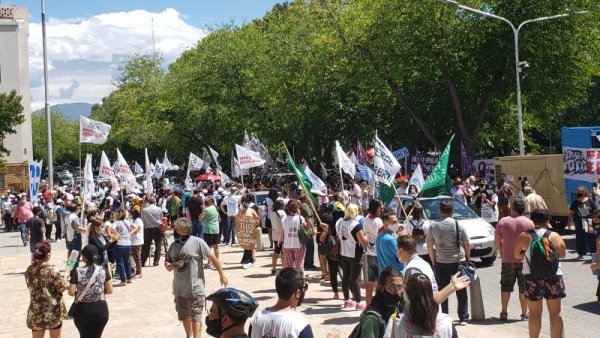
[
  {"x1": 249, "y1": 267, "x2": 314, "y2": 338},
  {"x1": 351, "y1": 181, "x2": 362, "y2": 206},
  {"x1": 363, "y1": 198, "x2": 384, "y2": 306},
  {"x1": 220, "y1": 188, "x2": 240, "y2": 245}
]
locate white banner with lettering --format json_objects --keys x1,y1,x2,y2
[
  {"x1": 79, "y1": 116, "x2": 111, "y2": 144},
  {"x1": 235, "y1": 144, "x2": 266, "y2": 169}
]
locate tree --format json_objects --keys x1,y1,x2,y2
[
  {"x1": 31, "y1": 112, "x2": 79, "y2": 166},
  {"x1": 0, "y1": 90, "x2": 26, "y2": 165}
]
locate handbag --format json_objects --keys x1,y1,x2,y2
[
  {"x1": 297, "y1": 216, "x2": 313, "y2": 245},
  {"x1": 455, "y1": 219, "x2": 477, "y2": 282},
  {"x1": 68, "y1": 265, "x2": 99, "y2": 317}
]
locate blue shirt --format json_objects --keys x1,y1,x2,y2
[
  {"x1": 376, "y1": 231, "x2": 404, "y2": 273},
  {"x1": 182, "y1": 191, "x2": 192, "y2": 209}
]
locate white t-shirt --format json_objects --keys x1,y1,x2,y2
[
  {"x1": 271, "y1": 209, "x2": 286, "y2": 242},
  {"x1": 351, "y1": 184, "x2": 362, "y2": 205},
  {"x1": 250, "y1": 308, "x2": 313, "y2": 338},
  {"x1": 130, "y1": 217, "x2": 144, "y2": 246},
  {"x1": 403, "y1": 254, "x2": 438, "y2": 294},
  {"x1": 266, "y1": 197, "x2": 275, "y2": 220},
  {"x1": 481, "y1": 193, "x2": 499, "y2": 223},
  {"x1": 405, "y1": 218, "x2": 431, "y2": 256},
  {"x1": 336, "y1": 218, "x2": 360, "y2": 259},
  {"x1": 384, "y1": 313, "x2": 454, "y2": 338},
  {"x1": 65, "y1": 213, "x2": 79, "y2": 241},
  {"x1": 282, "y1": 215, "x2": 305, "y2": 249},
  {"x1": 223, "y1": 195, "x2": 239, "y2": 217},
  {"x1": 363, "y1": 216, "x2": 383, "y2": 257}
]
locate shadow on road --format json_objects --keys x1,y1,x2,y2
[{"x1": 572, "y1": 301, "x2": 600, "y2": 314}]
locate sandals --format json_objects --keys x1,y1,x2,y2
[
  {"x1": 500, "y1": 312, "x2": 508, "y2": 321},
  {"x1": 520, "y1": 313, "x2": 529, "y2": 320}
]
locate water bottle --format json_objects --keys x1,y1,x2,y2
[{"x1": 66, "y1": 250, "x2": 79, "y2": 271}]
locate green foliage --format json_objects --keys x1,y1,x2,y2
[
  {"x1": 0, "y1": 90, "x2": 26, "y2": 165},
  {"x1": 31, "y1": 112, "x2": 79, "y2": 166}
]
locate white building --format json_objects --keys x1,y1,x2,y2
[{"x1": 0, "y1": 5, "x2": 33, "y2": 191}]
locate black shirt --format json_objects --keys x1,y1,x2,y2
[
  {"x1": 187, "y1": 196, "x2": 203, "y2": 220},
  {"x1": 27, "y1": 216, "x2": 45, "y2": 242}
]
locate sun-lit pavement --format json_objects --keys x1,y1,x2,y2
[{"x1": 1, "y1": 228, "x2": 598, "y2": 337}]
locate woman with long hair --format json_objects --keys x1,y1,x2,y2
[
  {"x1": 270, "y1": 199, "x2": 286, "y2": 275},
  {"x1": 384, "y1": 272, "x2": 456, "y2": 338},
  {"x1": 265, "y1": 188, "x2": 279, "y2": 249},
  {"x1": 68, "y1": 245, "x2": 113, "y2": 338},
  {"x1": 281, "y1": 199, "x2": 306, "y2": 271},
  {"x1": 25, "y1": 242, "x2": 66, "y2": 338},
  {"x1": 129, "y1": 206, "x2": 144, "y2": 278},
  {"x1": 336, "y1": 203, "x2": 369, "y2": 311},
  {"x1": 567, "y1": 186, "x2": 597, "y2": 259},
  {"x1": 88, "y1": 211, "x2": 119, "y2": 269},
  {"x1": 112, "y1": 209, "x2": 137, "y2": 286}
]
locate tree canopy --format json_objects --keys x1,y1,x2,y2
[{"x1": 0, "y1": 90, "x2": 26, "y2": 166}]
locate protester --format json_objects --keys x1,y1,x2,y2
[
  {"x1": 450, "y1": 177, "x2": 467, "y2": 205},
  {"x1": 65, "y1": 204, "x2": 85, "y2": 260},
  {"x1": 141, "y1": 196, "x2": 164, "y2": 267},
  {"x1": 567, "y1": 186, "x2": 597, "y2": 259},
  {"x1": 25, "y1": 206, "x2": 46, "y2": 256},
  {"x1": 236, "y1": 195, "x2": 260, "y2": 269},
  {"x1": 494, "y1": 198, "x2": 534, "y2": 321},
  {"x1": 113, "y1": 209, "x2": 135, "y2": 286},
  {"x1": 404, "y1": 204, "x2": 431, "y2": 264},
  {"x1": 495, "y1": 175, "x2": 513, "y2": 219},
  {"x1": 165, "y1": 218, "x2": 228, "y2": 338},
  {"x1": 17, "y1": 195, "x2": 34, "y2": 246},
  {"x1": 480, "y1": 182, "x2": 499, "y2": 226},
  {"x1": 88, "y1": 210, "x2": 119, "y2": 269},
  {"x1": 383, "y1": 273, "x2": 456, "y2": 338},
  {"x1": 68, "y1": 245, "x2": 113, "y2": 338},
  {"x1": 281, "y1": 199, "x2": 308, "y2": 271},
  {"x1": 363, "y1": 198, "x2": 384, "y2": 306},
  {"x1": 221, "y1": 187, "x2": 240, "y2": 246},
  {"x1": 249, "y1": 267, "x2": 314, "y2": 337},
  {"x1": 168, "y1": 190, "x2": 182, "y2": 227},
  {"x1": 590, "y1": 225, "x2": 600, "y2": 304},
  {"x1": 523, "y1": 186, "x2": 548, "y2": 215},
  {"x1": 25, "y1": 242, "x2": 66, "y2": 338},
  {"x1": 376, "y1": 209, "x2": 404, "y2": 273},
  {"x1": 205, "y1": 287, "x2": 259, "y2": 338},
  {"x1": 201, "y1": 196, "x2": 221, "y2": 263},
  {"x1": 427, "y1": 200, "x2": 470, "y2": 325},
  {"x1": 514, "y1": 209, "x2": 566, "y2": 338},
  {"x1": 320, "y1": 206, "x2": 340, "y2": 299},
  {"x1": 299, "y1": 195, "x2": 317, "y2": 270},
  {"x1": 270, "y1": 199, "x2": 286, "y2": 275},
  {"x1": 187, "y1": 188, "x2": 204, "y2": 238},
  {"x1": 355, "y1": 267, "x2": 403, "y2": 338},
  {"x1": 129, "y1": 206, "x2": 144, "y2": 278},
  {"x1": 336, "y1": 203, "x2": 368, "y2": 310},
  {"x1": 266, "y1": 188, "x2": 279, "y2": 249}
]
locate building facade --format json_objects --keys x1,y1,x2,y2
[{"x1": 0, "y1": 5, "x2": 33, "y2": 191}]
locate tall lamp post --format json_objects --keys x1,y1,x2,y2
[
  {"x1": 438, "y1": 0, "x2": 588, "y2": 156},
  {"x1": 41, "y1": 0, "x2": 54, "y2": 189}
]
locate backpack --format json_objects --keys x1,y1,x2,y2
[
  {"x1": 348, "y1": 308, "x2": 386, "y2": 338},
  {"x1": 410, "y1": 219, "x2": 426, "y2": 244},
  {"x1": 526, "y1": 230, "x2": 559, "y2": 279}
]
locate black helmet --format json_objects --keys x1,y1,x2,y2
[{"x1": 206, "y1": 287, "x2": 258, "y2": 318}]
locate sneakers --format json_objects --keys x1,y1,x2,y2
[
  {"x1": 242, "y1": 263, "x2": 248, "y2": 269},
  {"x1": 343, "y1": 300, "x2": 356, "y2": 309},
  {"x1": 458, "y1": 320, "x2": 468, "y2": 326},
  {"x1": 355, "y1": 301, "x2": 366, "y2": 311}
]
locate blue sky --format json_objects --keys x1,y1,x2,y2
[{"x1": 6, "y1": 1, "x2": 282, "y2": 108}]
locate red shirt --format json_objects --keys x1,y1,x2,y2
[{"x1": 495, "y1": 215, "x2": 534, "y2": 263}]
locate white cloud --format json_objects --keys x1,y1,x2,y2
[{"x1": 28, "y1": 8, "x2": 208, "y2": 109}]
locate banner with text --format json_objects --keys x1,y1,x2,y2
[
  {"x1": 563, "y1": 146, "x2": 600, "y2": 182},
  {"x1": 235, "y1": 144, "x2": 266, "y2": 169},
  {"x1": 373, "y1": 136, "x2": 401, "y2": 186},
  {"x1": 29, "y1": 160, "x2": 43, "y2": 203},
  {"x1": 79, "y1": 116, "x2": 111, "y2": 144}
]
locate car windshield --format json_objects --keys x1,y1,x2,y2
[
  {"x1": 419, "y1": 198, "x2": 478, "y2": 220},
  {"x1": 254, "y1": 194, "x2": 268, "y2": 205}
]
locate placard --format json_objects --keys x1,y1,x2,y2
[{"x1": 235, "y1": 210, "x2": 261, "y2": 251}]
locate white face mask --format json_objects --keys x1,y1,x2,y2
[{"x1": 388, "y1": 223, "x2": 400, "y2": 233}]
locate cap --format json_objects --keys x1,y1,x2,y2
[{"x1": 56, "y1": 199, "x2": 64, "y2": 204}]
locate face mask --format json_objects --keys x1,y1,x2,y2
[
  {"x1": 382, "y1": 290, "x2": 402, "y2": 306},
  {"x1": 388, "y1": 223, "x2": 400, "y2": 233},
  {"x1": 486, "y1": 189, "x2": 493, "y2": 195},
  {"x1": 99, "y1": 227, "x2": 105, "y2": 235},
  {"x1": 174, "y1": 232, "x2": 190, "y2": 244},
  {"x1": 205, "y1": 316, "x2": 222, "y2": 337}
]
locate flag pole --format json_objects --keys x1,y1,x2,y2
[{"x1": 282, "y1": 142, "x2": 322, "y2": 224}]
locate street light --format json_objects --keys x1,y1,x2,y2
[
  {"x1": 41, "y1": 0, "x2": 54, "y2": 189},
  {"x1": 438, "y1": 0, "x2": 588, "y2": 156}
]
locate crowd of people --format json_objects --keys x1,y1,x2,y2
[{"x1": 3, "y1": 167, "x2": 600, "y2": 338}]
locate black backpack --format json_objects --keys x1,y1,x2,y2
[
  {"x1": 348, "y1": 308, "x2": 386, "y2": 338},
  {"x1": 410, "y1": 219, "x2": 426, "y2": 244},
  {"x1": 526, "y1": 230, "x2": 559, "y2": 279}
]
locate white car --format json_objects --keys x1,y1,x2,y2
[{"x1": 396, "y1": 195, "x2": 498, "y2": 265}]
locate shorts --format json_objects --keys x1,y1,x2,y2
[
  {"x1": 175, "y1": 296, "x2": 205, "y2": 322},
  {"x1": 524, "y1": 275, "x2": 566, "y2": 301},
  {"x1": 367, "y1": 255, "x2": 379, "y2": 282},
  {"x1": 273, "y1": 241, "x2": 282, "y2": 254},
  {"x1": 500, "y1": 262, "x2": 525, "y2": 293},
  {"x1": 203, "y1": 233, "x2": 220, "y2": 247},
  {"x1": 265, "y1": 218, "x2": 272, "y2": 229}
]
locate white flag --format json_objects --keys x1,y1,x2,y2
[
  {"x1": 184, "y1": 171, "x2": 193, "y2": 191},
  {"x1": 163, "y1": 151, "x2": 172, "y2": 170},
  {"x1": 116, "y1": 149, "x2": 136, "y2": 190},
  {"x1": 28, "y1": 160, "x2": 43, "y2": 203},
  {"x1": 231, "y1": 151, "x2": 240, "y2": 178},
  {"x1": 303, "y1": 163, "x2": 326, "y2": 194},
  {"x1": 188, "y1": 152, "x2": 204, "y2": 171},
  {"x1": 134, "y1": 161, "x2": 144, "y2": 175},
  {"x1": 83, "y1": 154, "x2": 95, "y2": 201},
  {"x1": 144, "y1": 148, "x2": 153, "y2": 195},
  {"x1": 335, "y1": 141, "x2": 356, "y2": 178},
  {"x1": 99, "y1": 151, "x2": 119, "y2": 190},
  {"x1": 235, "y1": 144, "x2": 266, "y2": 169},
  {"x1": 409, "y1": 164, "x2": 425, "y2": 193},
  {"x1": 208, "y1": 146, "x2": 222, "y2": 170},
  {"x1": 217, "y1": 169, "x2": 233, "y2": 184},
  {"x1": 79, "y1": 116, "x2": 111, "y2": 144},
  {"x1": 373, "y1": 136, "x2": 401, "y2": 186},
  {"x1": 154, "y1": 159, "x2": 164, "y2": 179}
]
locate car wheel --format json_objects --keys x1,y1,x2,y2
[{"x1": 480, "y1": 256, "x2": 497, "y2": 265}]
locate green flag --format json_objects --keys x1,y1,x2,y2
[
  {"x1": 378, "y1": 180, "x2": 398, "y2": 205},
  {"x1": 284, "y1": 145, "x2": 315, "y2": 203},
  {"x1": 420, "y1": 135, "x2": 455, "y2": 198}
]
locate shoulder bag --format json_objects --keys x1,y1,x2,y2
[
  {"x1": 455, "y1": 219, "x2": 476, "y2": 282},
  {"x1": 68, "y1": 265, "x2": 100, "y2": 317}
]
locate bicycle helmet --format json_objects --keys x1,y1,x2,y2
[{"x1": 206, "y1": 287, "x2": 259, "y2": 318}]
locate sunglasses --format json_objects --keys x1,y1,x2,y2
[{"x1": 299, "y1": 283, "x2": 308, "y2": 292}]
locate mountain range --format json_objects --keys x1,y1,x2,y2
[{"x1": 33, "y1": 103, "x2": 94, "y2": 120}]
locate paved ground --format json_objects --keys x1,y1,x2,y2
[{"x1": 0, "y1": 227, "x2": 598, "y2": 337}]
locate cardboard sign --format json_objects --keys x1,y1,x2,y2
[{"x1": 235, "y1": 209, "x2": 260, "y2": 251}]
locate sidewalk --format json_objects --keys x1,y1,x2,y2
[{"x1": 0, "y1": 229, "x2": 562, "y2": 337}]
